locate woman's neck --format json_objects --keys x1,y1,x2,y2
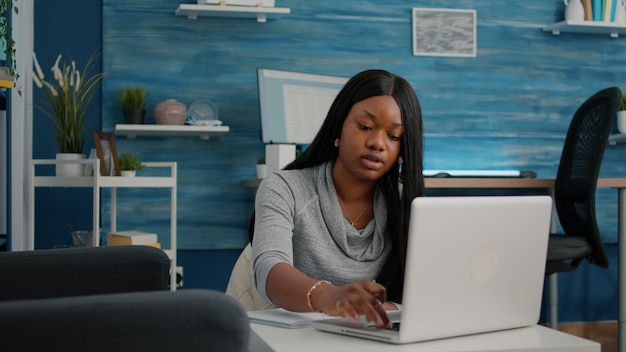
[
  {"x1": 332, "y1": 161, "x2": 376, "y2": 229},
  {"x1": 331, "y1": 161, "x2": 376, "y2": 202}
]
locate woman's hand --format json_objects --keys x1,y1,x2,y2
[{"x1": 311, "y1": 279, "x2": 392, "y2": 329}]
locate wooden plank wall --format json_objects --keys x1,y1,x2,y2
[{"x1": 101, "y1": 0, "x2": 626, "y2": 249}]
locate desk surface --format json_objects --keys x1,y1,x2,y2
[
  {"x1": 244, "y1": 177, "x2": 626, "y2": 190},
  {"x1": 425, "y1": 178, "x2": 626, "y2": 189},
  {"x1": 249, "y1": 323, "x2": 600, "y2": 352}
]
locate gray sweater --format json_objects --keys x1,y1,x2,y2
[{"x1": 252, "y1": 161, "x2": 391, "y2": 300}]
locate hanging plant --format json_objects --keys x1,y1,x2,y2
[{"x1": 0, "y1": 0, "x2": 18, "y2": 92}]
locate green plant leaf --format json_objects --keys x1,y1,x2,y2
[
  {"x1": 119, "y1": 152, "x2": 144, "y2": 171},
  {"x1": 33, "y1": 49, "x2": 107, "y2": 154}
]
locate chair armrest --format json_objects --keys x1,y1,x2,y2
[
  {"x1": 0, "y1": 290, "x2": 250, "y2": 352},
  {"x1": 0, "y1": 246, "x2": 170, "y2": 301}
]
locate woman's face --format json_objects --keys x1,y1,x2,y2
[{"x1": 335, "y1": 95, "x2": 403, "y2": 183}]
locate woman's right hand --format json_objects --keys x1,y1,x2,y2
[{"x1": 310, "y1": 279, "x2": 392, "y2": 329}]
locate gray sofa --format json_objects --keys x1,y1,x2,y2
[{"x1": 0, "y1": 245, "x2": 249, "y2": 351}]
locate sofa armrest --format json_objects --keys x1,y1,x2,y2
[
  {"x1": 0, "y1": 246, "x2": 170, "y2": 301},
  {"x1": 0, "y1": 289, "x2": 250, "y2": 352}
]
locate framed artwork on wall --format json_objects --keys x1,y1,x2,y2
[
  {"x1": 93, "y1": 131, "x2": 121, "y2": 176},
  {"x1": 412, "y1": 8, "x2": 477, "y2": 58}
]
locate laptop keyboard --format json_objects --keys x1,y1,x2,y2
[{"x1": 367, "y1": 322, "x2": 401, "y2": 331}]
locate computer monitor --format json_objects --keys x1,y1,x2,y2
[{"x1": 257, "y1": 68, "x2": 349, "y2": 145}]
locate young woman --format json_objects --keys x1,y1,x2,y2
[{"x1": 252, "y1": 69, "x2": 424, "y2": 328}]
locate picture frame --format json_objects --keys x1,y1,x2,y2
[
  {"x1": 412, "y1": 8, "x2": 477, "y2": 58},
  {"x1": 93, "y1": 131, "x2": 121, "y2": 176}
]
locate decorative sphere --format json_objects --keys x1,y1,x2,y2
[{"x1": 154, "y1": 99, "x2": 187, "y2": 125}]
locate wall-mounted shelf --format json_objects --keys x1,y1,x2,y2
[
  {"x1": 175, "y1": 4, "x2": 290, "y2": 23},
  {"x1": 543, "y1": 20, "x2": 626, "y2": 38},
  {"x1": 115, "y1": 124, "x2": 229, "y2": 140}
]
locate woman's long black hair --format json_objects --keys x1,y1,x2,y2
[{"x1": 250, "y1": 69, "x2": 424, "y2": 302}]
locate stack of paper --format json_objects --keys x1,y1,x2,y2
[
  {"x1": 107, "y1": 230, "x2": 160, "y2": 248},
  {"x1": 196, "y1": 0, "x2": 275, "y2": 7},
  {"x1": 247, "y1": 308, "x2": 327, "y2": 329}
]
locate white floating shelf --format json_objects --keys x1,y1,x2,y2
[
  {"x1": 175, "y1": 4, "x2": 290, "y2": 23},
  {"x1": 115, "y1": 124, "x2": 229, "y2": 140},
  {"x1": 543, "y1": 20, "x2": 626, "y2": 38}
]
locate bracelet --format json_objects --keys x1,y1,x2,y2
[{"x1": 306, "y1": 280, "x2": 331, "y2": 312}]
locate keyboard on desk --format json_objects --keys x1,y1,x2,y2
[
  {"x1": 423, "y1": 170, "x2": 537, "y2": 178},
  {"x1": 366, "y1": 321, "x2": 401, "y2": 331}
]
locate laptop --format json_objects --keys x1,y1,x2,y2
[{"x1": 312, "y1": 195, "x2": 553, "y2": 344}]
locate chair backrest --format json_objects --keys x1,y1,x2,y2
[
  {"x1": 225, "y1": 243, "x2": 275, "y2": 311},
  {"x1": 555, "y1": 86, "x2": 622, "y2": 269},
  {"x1": 0, "y1": 245, "x2": 170, "y2": 301}
]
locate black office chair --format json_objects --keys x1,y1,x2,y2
[{"x1": 546, "y1": 86, "x2": 621, "y2": 328}]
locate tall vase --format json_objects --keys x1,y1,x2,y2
[
  {"x1": 564, "y1": 0, "x2": 585, "y2": 21},
  {"x1": 55, "y1": 153, "x2": 85, "y2": 177}
]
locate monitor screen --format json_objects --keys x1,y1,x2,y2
[{"x1": 257, "y1": 68, "x2": 349, "y2": 145}]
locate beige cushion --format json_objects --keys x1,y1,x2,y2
[{"x1": 225, "y1": 243, "x2": 275, "y2": 311}]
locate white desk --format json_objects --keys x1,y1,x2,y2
[
  {"x1": 249, "y1": 323, "x2": 600, "y2": 352},
  {"x1": 245, "y1": 177, "x2": 626, "y2": 351}
]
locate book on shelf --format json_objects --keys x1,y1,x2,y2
[
  {"x1": 603, "y1": 0, "x2": 617, "y2": 21},
  {"x1": 107, "y1": 230, "x2": 160, "y2": 248},
  {"x1": 593, "y1": 0, "x2": 603, "y2": 21},
  {"x1": 247, "y1": 308, "x2": 327, "y2": 329},
  {"x1": 583, "y1": 0, "x2": 593, "y2": 21}
]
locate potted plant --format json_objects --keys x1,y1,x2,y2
[
  {"x1": 256, "y1": 155, "x2": 266, "y2": 179},
  {"x1": 0, "y1": 0, "x2": 18, "y2": 92},
  {"x1": 119, "y1": 152, "x2": 144, "y2": 177},
  {"x1": 618, "y1": 91, "x2": 626, "y2": 135},
  {"x1": 32, "y1": 50, "x2": 107, "y2": 176},
  {"x1": 116, "y1": 84, "x2": 148, "y2": 124}
]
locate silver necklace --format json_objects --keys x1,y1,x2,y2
[{"x1": 338, "y1": 199, "x2": 369, "y2": 227}]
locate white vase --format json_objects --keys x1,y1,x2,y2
[
  {"x1": 256, "y1": 164, "x2": 267, "y2": 179},
  {"x1": 564, "y1": 0, "x2": 585, "y2": 21},
  {"x1": 55, "y1": 153, "x2": 85, "y2": 177},
  {"x1": 617, "y1": 110, "x2": 626, "y2": 135},
  {"x1": 121, "y1": 170, "x2": 136, "y2": 177}
]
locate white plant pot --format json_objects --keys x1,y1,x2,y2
[
  {"x1": 55, "y1": 153, "x2": 85, "y2": 177},
  {"x1": 256, "y1": 164, "x2": 267, "y2": 179},
  {"x1": 618, "y1": 110, "x2": 626, "y2": 135},
  {"x1": 121, "y1": 170, "x2": 136, "y2": 177}
]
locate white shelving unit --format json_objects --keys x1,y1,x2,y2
[
  {"x1": 609, "y1": 133, "x2": 626, "y2": 144},
  {"x1": 28, "y1": 159, "x2": 178, "y2": 290},
  {"x1": 175, "y1": 4, "x2": 290, "y2": 23},
  {"x1": 543, "y1": 20, "x2": 626, "y2": 38},
  {"x1": 115, "y1": 124, "x2": 229, "y2": 140}
]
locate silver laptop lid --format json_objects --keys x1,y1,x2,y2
[{"x1": 398, "y1": 195, "x2": 552, "y2": 342}]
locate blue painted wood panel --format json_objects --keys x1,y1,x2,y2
[{"x1": 102, "y1": 0, "x2": 626, "y2": 249}]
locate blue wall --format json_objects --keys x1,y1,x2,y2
[
  {"x1": 99, "y1": 0, "x2": 626, "y2": 249},
  {"x1": 30, "y1": 0, "x2": 626, "y2": 323}
]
